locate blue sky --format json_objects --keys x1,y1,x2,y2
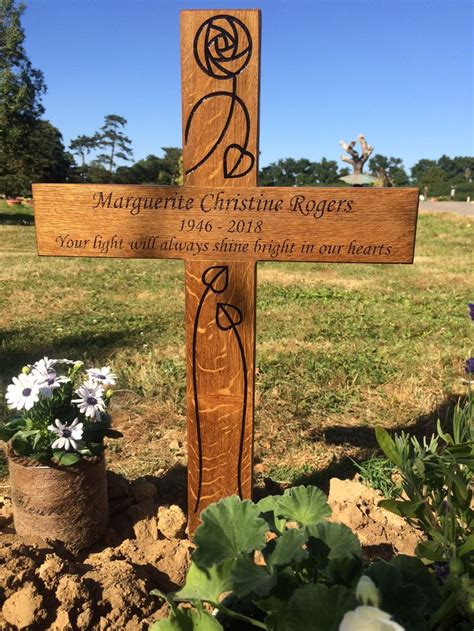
[{"x1": 23, "y1": 0, "x2": 473, "y2": 171}]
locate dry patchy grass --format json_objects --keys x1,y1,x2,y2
[{"x1": 0, "y1": 211, "x2": 472, "y2": 491}]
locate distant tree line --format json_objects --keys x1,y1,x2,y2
[
  {"x1": 259, "y1": 154, "x2": 474, "y2": 200},
  {"x1": 1, "y1": 0, "x2": 472, "y2": 200}
]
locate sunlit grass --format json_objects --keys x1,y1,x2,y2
[{"x1": 0, "y1": 211, "x2": 472, "y2": 481}]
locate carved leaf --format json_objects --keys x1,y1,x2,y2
[{"x1": 216, "y1": 303, "x2": 243, "y2": 330}]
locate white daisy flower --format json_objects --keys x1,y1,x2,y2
[
  {"x1": 72, "y1": 382, "x2": 106, "y2": 420},
  {"x1": 48, "y1": 418, "x2": 83, "y2": 451},
  {"x1": 86, "y1": 366, "x2": 117, "y2": 388},
  {"x1": 32, "y1": 364, "x2": 69, "y2": 398},
  {"x1": 32, "y1": 356, "x2": 58, "y2": 373},
  {"x1": 339, "y1": 606, "x2": 405, "y2": 631},
  {"x1": 5, "y1": 373, "x2": 41, "y2": 411}
]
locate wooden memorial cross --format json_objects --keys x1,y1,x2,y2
[{"x1": 32, "y1": 10, "x2": 419, "y2": 532}]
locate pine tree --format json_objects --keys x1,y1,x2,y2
[
  {"x1": 95, "y1": 114, "x2": 133, "y2": 175},
  {"x1": 69, "y1": 134, "x2": 101, "y2": 180}
]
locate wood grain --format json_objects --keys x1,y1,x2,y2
[
  {"x1": 31, "y1": 8, "x2": 420, "y2": 536},
  {"x1": 181, "y1": 10, "x2": 260, "y2": 187},
  {"x1": 185, "y1": 262, "x2": 256, "y2": 527},
  {"x1": 33, "y1": 183, "x2": 418, "y2": 264},
  {"x1": 181, "y1": 10, "x2": 260, "y2": 531}
]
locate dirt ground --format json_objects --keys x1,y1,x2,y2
[{"x1": 0, "y1": 473, "x2": 421, "y2": 630}]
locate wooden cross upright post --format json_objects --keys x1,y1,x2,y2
[{"x1": 32, "y1": 10, "x2": 419, "y2": 533}]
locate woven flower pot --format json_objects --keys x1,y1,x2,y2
[{"x1": 7, "y1": 445, "x2": 108, "y2": 552}]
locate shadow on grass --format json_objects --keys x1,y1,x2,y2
[
  {"x1": 0, "y1": 212, "x2": 34, "y2": 225},
  {"x1": 306, "y1": 393, "x2": 465, "y2": 450},
  {"x1": 287, "y1": 393, "x2": 466, "y2": 493},
  {"x1": 0, "y1": 327, "x2": 154, "y2": 385}
]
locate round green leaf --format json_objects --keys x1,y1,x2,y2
[
  {"x1": 275, "y1": 486, "x2": 331, "y2": 526},
  {"x1": 193, "y1": 496, "x2": 268, "y2": 567},
  {"x1": 150, "y1": 608, "x2": 223, "y2": 630},
  {"x1": 177, "y1": 559, "x2": 234, "y2": 602},
  {"x1": 231, "y1": 556, "x2": 277, "y2": 597},
  {"x1": 307, "y1": 521, "x2": 362, "y2": 559},
  {"x1": 267, "y1": 583, "x2": 356, "y2": 631},
  {"x1": 266, "y1": 528, "x2": 308, "y2": 567}
]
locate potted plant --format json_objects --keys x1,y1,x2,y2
[{"x1": 1, "y1": 357, "x2": 122, "y2": 551}]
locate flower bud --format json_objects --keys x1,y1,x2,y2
[
  {"x1": 356, "y1": 576, "x2": 381, "y2": 607},
  {"x1": 449, "y1": 557, "x2": 463, "y2": 576},
  {"x1": 22, "y1": 365, "x2": 30, "y2": 374},
  {"x1": 106, "y1": 389, "x2": 113, "y2": 399}
]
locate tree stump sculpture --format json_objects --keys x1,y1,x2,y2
[{"x1": 339, "y1": 134, "x2": 376, "y2": 186}]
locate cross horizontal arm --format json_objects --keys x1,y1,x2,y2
[{"x1": 33, "y1": 183, "x2": 419, "y2": 264}]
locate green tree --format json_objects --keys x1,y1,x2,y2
[
  {"x1": 437, "y1": 155, "x2": 474, "y2": 183},
  {"x1": 156, "y1": 147, "x2": 182, "y2": 184},
  {"x1": 259, "y1": 157, "x2": 346, "y2": 186},
  {"x1": 28, "y1": 120, "x2": 73, "y2": 184},
  {"x1": 412, "y1": 156, "x2": 474, "y2": 199},
  {"x1": 95, "y1": 114, "x2": 133, "y2": 176},
  {"x1": 69, "y1": 134, "x2": 100, "y2": 180},
  {"x1": 368, "y1": 154, "x2": 409, "y2": 187},
  {"x1": 0, "y1": 0, "x2": 46, "y2": 195},
  {"x1": 416, "y1": 165, "x2": 450, "y2": 197},
  {"x1": 114, "y1": 148, "x2": 182, "y2": 185},
  {"x1": 312, "y1": 158, "x2": 342, "y2": 185},
  {"x1": 410, "y1": 159, "x2": 437, "y2": 184}
]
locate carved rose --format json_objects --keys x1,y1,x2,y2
[{"x1": 194, "y1": 15, "x2": 252, "y2": 80}]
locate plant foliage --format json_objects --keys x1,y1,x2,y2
[
  {"x1": 149, "y1": 485, "x2": 473, "y2": 630},
  {"x1": 376, "y1": 394, "x2": 474, "y2": 626},
  {"x1": 1, "y1": 358, "x2": 122, "y2": 464}
]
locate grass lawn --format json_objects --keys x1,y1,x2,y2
[
  {"x1": 0, "y1": 210, "x2": 472, "y2": 492},
  {"x1": 0, "y1": 199, "x2": 34, "y2": 225}
]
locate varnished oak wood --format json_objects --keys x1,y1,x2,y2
[
  {"x1": 32, "y1": 9, "x2": 419, "y2": 534},
  {"x1": 181, "y1": 9, "x2": 260, "y2": 531},
  {"x1": 33, "y1": 184, "x2": 418, "y2": 264}
]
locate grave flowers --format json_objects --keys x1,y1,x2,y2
[{"x1": 1, "y1": 357, "x2": 122, "y2": 550}]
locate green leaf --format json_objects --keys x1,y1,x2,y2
[
  {"x1": 390, "y1": 555, "x2": 441, "y2": 613},
  {"x1": 267, "y1": 583, "x2": 356, "y2": 631},
  {"x1": 0, "y1": 425, "x2": 17, "y2": 441},
  {"x1": 378, "y1": 498, "x2": 424, "y2": 518},
  {"x1": 437, "y1": 461, "x2": 469, "y2": 503},
  {"x1": 275, "y1": 486, "x2": 331, "y2": 526},
  {"x1": 415, "y1": 540, "x2": 445, "y2": 562},
  {"x1": 10, "y1": 436, "x2": 31, "y2": 456},
  {"x1": 266, "y1": 528, "x2": 308, "y2": 567},
  {"x1": 176, "y1": 559, "x2": 233, "y2": 602},
  {"x1": 365, "y1": 561, "x2": 428, "y2": 630},
  {"x1": 325, "y1": 555, "x2": 363, "y2": 587},
  {"x1": 53, "y1": 451, "x2": 81, "y2": 466},
  {"x1": 255, "y1": 572, "x2": 300, "y2": 616},
  {"x1": 193, "y1": 496, "x2": 267, "y2": 568},
  {"x1": 256, "y1": 495, "x2": 286, "y2": 533},
  {"x1": 150, "y1": 608, "x2": 223, "y2": 630},
  {"x1": 459, "y1": 534, "x2": 474, "y2": 558},
  {"x1": 307, "y1": 521, "x2": 362, "y2": 559},
  {"x1": 231, "y1": 556, "x2": 277, "y2": 597},
  {"x1": 375, "y1": 427, "x2": 402, "y2": 467}
]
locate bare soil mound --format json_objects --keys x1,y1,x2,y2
[{"x1": 0, "y1": 474, "x2": 421, "y2": 630}]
